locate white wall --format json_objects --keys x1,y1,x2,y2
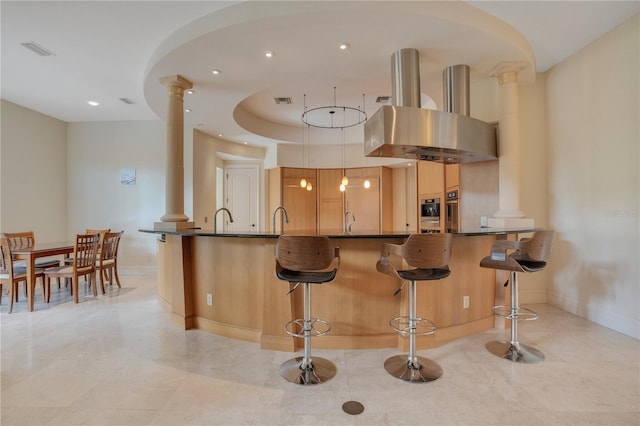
[
  {"x1": 0, "y1": 100, "x2": 67, "y2": 243},
  {"x1": 546, "y1": 14, "x2": 639, "y2": 339},
  {"x1": 67, "y1": 121, "x2": 166, "y2": 273}
]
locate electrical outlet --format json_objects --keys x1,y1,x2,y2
[
  {"x1": 204, "y1": 216, "x2": 208, "y2": 223},
  {"x1": 206, "y1": 293, "x2": 213, "y2": 306},
  {"x1": 463, "y1": 295, "x2": 469, "y2": 309},
  {"x1": 480, "y1": 216, "x2": 488, "y2": 227}
]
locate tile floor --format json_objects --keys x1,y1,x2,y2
[{"x1": 1, "y1": 275, "x2": 639, "y2": 426}]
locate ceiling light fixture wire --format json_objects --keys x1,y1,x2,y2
[{"x1": 301, "y1": 87, "x2": 366, "y2": 129}]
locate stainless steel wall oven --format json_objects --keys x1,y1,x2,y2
[{"x1": 445, "y1": 190, "x2": 459, "y2": 233}]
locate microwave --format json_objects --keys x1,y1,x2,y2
[{"x1": 420, "y1": 198, "x2": 440, "y2": 218}]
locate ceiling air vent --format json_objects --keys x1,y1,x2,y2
[
  {"x1": 21, "y1": 41, "x2": 55, "y2": 56},
  {"x1": 274, "y1": 97, "x2": 293, "y2": 105},
  {"x1": 119, "y1": 97, "x2": 135, "y2": 105},
  {"x1": 376, "y1": 96, "x2": 392, "y2": 104}
]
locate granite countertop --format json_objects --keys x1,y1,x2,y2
[{"x1": 139, "y1": 227, "x2": 538, "y2": 238}]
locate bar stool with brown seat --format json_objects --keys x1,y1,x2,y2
[
  {"x1": 480, "y1": 230, "x2": 554, "y2": 363},
  {"x1": 274, "y1": 235, "x2": 340, "y2": 385},
  {"x1": 376, "y1": 233, "x2": 453, "y2": 383}
]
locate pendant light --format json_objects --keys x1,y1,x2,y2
[
  {"x1": 299, "y1": 88, "x2": 367, "y2": 193},
  {"x1": 340, "y1": 125, "x2": 348, "y2": 191},
  {"x1": 300, "y1": 96, "x2": 308, "y2": 188}
]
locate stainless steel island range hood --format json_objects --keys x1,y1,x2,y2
[{"x1": 364, "y1": 49, "x2": 497, "y2": 163}]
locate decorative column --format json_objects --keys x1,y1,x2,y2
[
  {"x1": 488, "y1": 63, "x2": 534, "y2": 229},
  {"x1": 154, "y1": 75, "x2": 194, "y2": 231}
]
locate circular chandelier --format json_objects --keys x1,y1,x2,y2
[{"x1": 301, "y1": 87, "x2": 367, "y2": 129}]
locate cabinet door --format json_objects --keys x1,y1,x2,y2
[
  {"x1": 418, "y1": 161, "x2": 444, "y2": 196},
  {"x1": 445, "y1": 163, "x2": 460, "y2": 191},
  {"x1": 281, "y1": 168, "x2": 317, "y2": 232},
  {"x1": 317, "y1": 169, "x2": 344, "y2": 233},
  {"x1": 345, "y1": 168, "x2": 380, "y2": 233}
]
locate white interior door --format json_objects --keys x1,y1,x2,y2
[{"x1": 225, "y1": 165, "x2": 259, "y2": 232}]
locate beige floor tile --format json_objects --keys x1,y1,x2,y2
[{"x1": 1, "y1": 274, "x2": 638, "y2": 426}]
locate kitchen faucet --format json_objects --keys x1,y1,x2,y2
[
  {"x1": 344, "y1": 211, "x2": 355, "y2": 235},
  {"x1": 214, "y1": 208, "x2": 234, "y2": 233},
  {"x1": 272, "y1": 206, "x2": 289, "y2": 234}
]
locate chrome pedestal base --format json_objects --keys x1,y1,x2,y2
[
  {"x1": 280, "y1": 356, "x2": 336, "y2": 385},
  {"x1": 384, "y1": 355, "x2": 442, "y2": 383},
  {"x1": 486, "y1": 341, "x2": 545, "y2": 364}
]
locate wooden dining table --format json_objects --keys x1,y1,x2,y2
[{"x1": 12, "y1": 241, "x2": 75, "y2": 311}]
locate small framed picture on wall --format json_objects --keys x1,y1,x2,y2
[{"x1": 120, "y1": 168, "x2": 136, "y2": 185}]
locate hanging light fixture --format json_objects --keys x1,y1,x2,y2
[
  {"x1": 340, "y1": 127, "x2": 348, "y2": 191},
  {"x1": 301, "y1": 88, "x2": 367, "y2": 191},
  {"x1": 300, "y1": 96, "x2": 309, "y2": 188}
]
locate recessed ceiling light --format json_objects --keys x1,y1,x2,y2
[
  {"x1": 338, "y1": 42, "x2": 350, "y2": 50},
  {"x1": 88, "y1": 101, "x2": 99, "y2": 106},
  {"x1": 243, "y1": 141, "x2": 248, "y2": 145},
  {"x1": 186, "y1": 89, "x2": 195, "y2": 95},
  {"x1": 212, "y1": 69, "x2": 221, "y2": 75},
  {"x1": 264, "y1": 50, "x2": 275, "y2": 58},
  {"x1": 185, "y1": 108, "x2": 192, "y2": 113},
  {"x1": 218, "y1": 133, "x2": 223, "y2": 137}
]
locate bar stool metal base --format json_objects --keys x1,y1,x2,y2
[
  {"x1": 486, "y1": 341, "x2": 545, "y2": 364},
  {"x1": 384, "y1": 355, "x2": 442, "y2": 382},
  {"x1": 279, "y1": 356, "x2": 336, "y2": 385}
]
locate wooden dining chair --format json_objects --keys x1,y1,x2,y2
[
  {"x1": 2, "y1": 231, "x2": 60, "y2": 301},
  {"x1": 2, "y1": 231, "x2": 61, "y2": 269},
  {"x1": 63, "y1": 228, "x2": 110, "y2": 289},
  {"x1": 0, "y1": 237, "x2": 46, "y2": 313},
  {"x1": 45, "y1": 234, "x2": 100, "y2": 304},
  {"x1": 96, "y1": 231, "x2": 124, "y2": 293}
]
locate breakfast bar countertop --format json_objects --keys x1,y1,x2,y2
[{"x1": 139, "y1": 227, "x2": 538, "y2": 239}]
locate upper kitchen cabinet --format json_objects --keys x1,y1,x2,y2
[
  {"x1": 344, "y1": 167, "x2": 393, "y2": 234},
  {"x1": 280, "y1": 167, "x2": 317, "y2": 232},
  {"x1": 445, "y1": 164, "x2": 460, "y2": 191},
  {"x1": 418, "y1": 161, "x2": 444, "y2": 197}
]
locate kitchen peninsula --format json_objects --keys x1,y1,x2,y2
[{"x1": 140, "y1": 227, "x2": 536, "y2": 352}]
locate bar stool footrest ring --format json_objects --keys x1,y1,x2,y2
[
  {"x1": 284, "y1": 317, "x2": 331, "y2": 338},
  {"x1": 491, "y1": 305, "x2": 539, "y2": 321},
  {"x1": 390, "y1": 316, "x2": 436, "y2": 336}
]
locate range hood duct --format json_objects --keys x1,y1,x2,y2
[{"x1": 364, "y1": 49, "x2": 497, "y2": 163}]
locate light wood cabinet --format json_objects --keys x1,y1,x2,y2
[
  {"x1": 317, "y1": 169, "x2": 344, "y2": 233},
  {"x1": 417, "y1": 161, "x2": 444, "y2": 196},
  {"x1": 281, "y1": 167, "x2": 317, "y2": 232},
  {"x1": 344, "y1": 167, "x2": 393, "y2": 233},
  {"x1": 269, "y1": 166, "x2": 392, "y2": 234},
  {"x1": 445, "y1": 163, "x2": 460, "y2": 191},
  {"x1": 417, "y1": 161, "x2": 445, "y2": 232}
]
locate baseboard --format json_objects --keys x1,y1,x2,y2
[
  {"x1": 548, "y1": 290, "x2": 640, "y2": 340},
  {"x1": 519, "y1": 288, "x2": 548, "y2": 304},
  {"x1": 117, "y1": 266, "x2": 156, "y2": 276}
]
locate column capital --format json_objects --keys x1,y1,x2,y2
[
  {"x1": 159, "y1": 74, "x2": 193, "y2": 91},
  {"x1": 490, "y1": 62, "x2": 527, "y2": 84}
]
